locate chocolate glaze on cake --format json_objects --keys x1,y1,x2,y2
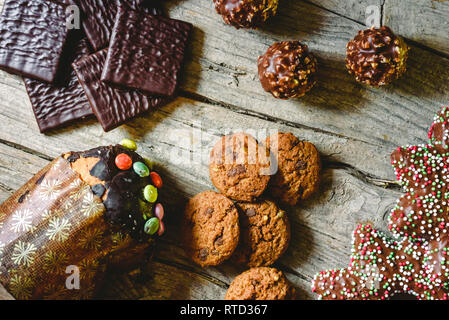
[{"x1": 65, "y1": 145, "x2": 153, "y2": 241}]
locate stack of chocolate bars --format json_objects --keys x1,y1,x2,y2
[{"x1": 0, "y1": 0, "x2": 192, "y2": 132}]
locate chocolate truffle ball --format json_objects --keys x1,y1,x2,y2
[
  {"x1": 213, "y1": 0, "x2": 279, "y2": 29},
  {"x1": 258, "y1": 41, "x2": 317, "y2": 99},
  {"x1": 346, "y1": 26, "x2": 409, "y2": 86}
]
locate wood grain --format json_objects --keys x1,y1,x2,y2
[
  {"x1": 168, "y1": 0, "x2": 449, "y2": 154},
  {"x1": 305, "y1": 0, "x2": 449, "y2": 57},
  {"x1": 0, "y1": 284, "x2": 13, "y2": 300},
  {"x1": 305, "y1": 0, "x2": 384, "y2": 23},
  {"x1": 0, "y1": 0, "x2": 447, "y2": 300},
  {"x1": 384, "y1": 0, "x2": 449, "y2": 57}
]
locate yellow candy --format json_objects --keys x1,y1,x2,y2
[
  {"x1": 120, "y1": 139, "x2": 137, "y2": 151},
  {"x1": 143, "y1": 185, "x2": 158, "y2": 203}
]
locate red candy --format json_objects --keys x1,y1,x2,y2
[
  {"x1": 155, "y1": 203, "x2": 164, "y2": 220},
  {"x1": 157, "y1": 220, "x2": 165, "y2": 236},
  {"x1": 150, "y1": 171, "x2": 163, "y2": 188},
  {"x1": 115, "y1": 153, "x2": 132, "y2": 170}
]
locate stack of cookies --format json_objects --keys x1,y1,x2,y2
[{"x1": 182, "y1": 131, "x2": 321, "y2": 300}]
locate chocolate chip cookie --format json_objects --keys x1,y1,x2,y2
[
  {"x1": 182, "y1": 191, "x2": 240, "y2": 267},
  {"x1": 225, "y1": 267, "x2": 295, "y2": 300},
  {"x1": 209, "y1": 133, "x2": 271, "y2": 202},
  {"x1": 266, "y1": 132, "x2": 320, "y2": 206},
  {"x1": 233, "y1": 200, "x2": 290, "y2": 267}
]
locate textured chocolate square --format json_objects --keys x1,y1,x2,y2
[
  {"x1": 73, "y1": 49, "x2": 169, "y2": 132},
  {"x1": 73, "y1": 0, "x2": 162, "y2": 51},
  {"x1": 0, "y1": 0, "x2": 69, "y2": 83},
  {"x1": 23, "y1": 36, "x2": 94, "y2": 133},
  {"x1": 102, "y1": 7, "x2": 192, "y2": 96}
]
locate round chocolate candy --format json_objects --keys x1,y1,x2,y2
[
  {"x1": 213, "y1": 0, "x2": 279, "y2": 29},
  {"x1": 258, "y1": 41, "x2": 317, "y2": 99},
  {"x1": 346, "y1": 26, "x2": 409, "y2": 86}
]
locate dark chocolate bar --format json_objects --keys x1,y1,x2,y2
[
  {"x1": 24, "y1": 36, "x2": 94, "y2": 133},
  {"x1": 73, "y1": 0, "x2": 162, "y2": 51},
  {"x1": 102, "y1": 7, "x2": 192, "y2": 97},
  {"x1": 0, "y1": 0, "x2": 69, "y2": 83},
  {"x1": 72, "y1": 49, "x2": 169, "y2": 132}
]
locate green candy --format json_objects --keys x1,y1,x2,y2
[
  {"x1": 143, "y1": 185, "x2": 158, "y2": 203},
  {"x1": 144, "y1": 217, "x2": 160, "y2": 235},
  {"x1": 120, "y1": 139, "x2": 137, "y2": 151},
  {"x1": 139, "y1": 199, "x2": 153, "y2": 220},
  {"x1": 133, "y1": 161, "x2": 149, "y2": 177}
]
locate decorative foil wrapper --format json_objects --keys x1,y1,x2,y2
[{"x1": 0, "y1": 157, "x2": 154, "y2": 299}]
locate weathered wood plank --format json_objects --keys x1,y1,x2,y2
[
  {"x1": 304, "y1": 0, "x2": 384, "y2": 24},
  {"x1": 0, "y1": 143, "x2": 49, "y2": 202},
  {"x1": 0, "y1": 0, "x2": 440, "y2": 300},
  {"x1": 384, "y1": 0, "x2": 449, "y2": 57},
  {"x1": 101, "y1": 260, "x2": 227, "y2": 300},
  {"x1": 0, "y1": 70, "x2": 398, "y2": 180},
  {"x1": 279, "y1": 1, "x2": 449, "y2": 58},
  {"x1": 0, "y1": 285, "x2": 13, "y2": 300},
  {"x1": 166, "y1": 0, "x2": 449, "y2": 153}
]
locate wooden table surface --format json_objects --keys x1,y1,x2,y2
[{"x1": 0, "y1": 0, "x2": 448, "y2": 300}]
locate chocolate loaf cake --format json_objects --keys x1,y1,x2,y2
[{"x1": 0, "y1": 140, "x2": 165, "y2": 299}]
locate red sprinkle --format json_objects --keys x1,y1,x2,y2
[
  {"x1": 115, "y1": 153, "x2": 133, "y2": 170},
  {"x1": 150, "y1": 171, "x2": 163, "y2": 188}
]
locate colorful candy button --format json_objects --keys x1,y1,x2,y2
[
  {"x1": 144, "y1": 217, "x2": 160, "y2": 235},
  {"x1": 154, "y1": 203, "x2": 164, "y2": 220},
  {"x1": 150, "y1": 171, "x2": 163, "y2": 188},
  {"x1": 157, "y1": 220, "x2": 165, "y2": 236},
  {"x1": 120, "y1": 139, "x2": 137, "y2": 151},
  {"x1": 133, "y1": 161, "x2": 149, "y2": 177},
  {"x1": 143, "y1": 184, "x2": 158, "y2": 203},
  {"x1": 115, "y1": 153, "x2": 132, "y2": 170}
]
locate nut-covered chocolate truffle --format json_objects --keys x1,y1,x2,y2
[
  {"x1": 213, "y1": 0, "x2": 279, "y2": 29},
  {"x1": 346, "y1": 26, "x2": 409, "y2": 86},
  {"x1": 258, "y1": 41, "x2": 317, "y2": 99}
]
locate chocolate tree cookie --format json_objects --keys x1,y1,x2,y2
[
  {"x1": 266, "y1": 132, "x2": 321, "y2": 206},
  {"x1": 210, "y1": 133, "x2": 272, "y2": 202},
  {"x1": 225, "y1": 267, "x2": 295, "y2": 300},
  {"x1": 182, "y1": 191, "x2": 240, "y2": 267},
  {"x1": 233, "y1": 200, "x2": 290, "y2": 267}
]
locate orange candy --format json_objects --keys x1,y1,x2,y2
[
  {"x1": 115, "y1": 153, "x2": 133, "y2": 170},
  {"x1": 150, "y1": 171, "x2": 163, "y2": 188}
]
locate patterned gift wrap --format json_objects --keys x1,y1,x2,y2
[{"x1": 0, "y1": 157, "x2": 154, "y2": 299}]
